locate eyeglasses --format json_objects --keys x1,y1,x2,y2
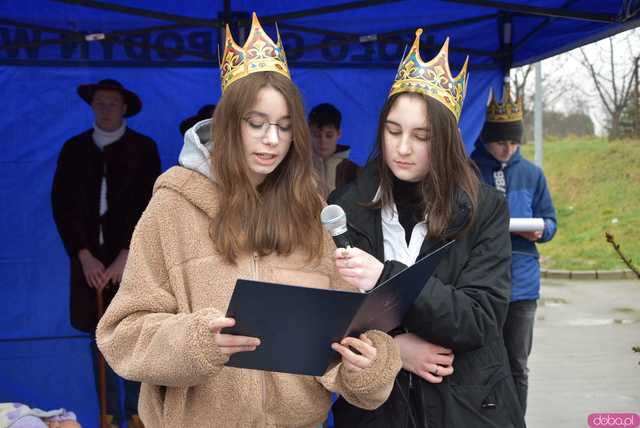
[{"x1": 242, "y1": 116, "x2": 292, "y2": 139}]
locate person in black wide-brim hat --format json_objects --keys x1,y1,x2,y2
[
  {"x1": 51, "y1": 77, "x2": 161, "y2": 428},
  {"x1": 77, "y1": 78, "x2": 143, "y2": 118}
]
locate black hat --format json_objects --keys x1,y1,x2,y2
[
  {"x1": 179, "y1": 104, "x2": 216, "y2": 135},
  {"x1": 77, "y1": 79, "x2": 142, "y2": 117},
  {"x1": 480, "y1": 121, "x2": 524, "y2": 144}
]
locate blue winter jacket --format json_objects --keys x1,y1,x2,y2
[{"x1": 471, "y1": 141, "x2": 557, "y2": 301}]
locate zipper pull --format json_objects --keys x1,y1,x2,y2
[{"x1": 251, "y1": 252, "x2": 259, "y2": 280}]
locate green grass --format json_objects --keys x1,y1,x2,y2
[{"x1": 520, "y1": 138, "x2": 640, "y2": 271}]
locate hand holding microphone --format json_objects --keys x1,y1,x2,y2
[
  {"x1": 321, "y1": 204, "x2": 383, "y2": 292},
  {"x1": 335, "y1": 247, "x2": 384, "y2": 292}
]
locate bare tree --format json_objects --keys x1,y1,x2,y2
[
  {"x1": 511, "y1": 55, "x2": 577, "y2": 114},
  {"x1": 577, "y1": 29, "x2": 640, "y2": 140},
  {"x1": 511, "y1": 64, "x2": 533, "y2": 104}
]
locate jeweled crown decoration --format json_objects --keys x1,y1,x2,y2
[
  {"x1": 220, "y1": 12, "x2": 290, "y2": 92},
  {"x1": 485, "y1": 83, "x2": 524, "y2": 123},
  {"x1": 389, "y1": 29, "x2": 469, "y2": 122}
]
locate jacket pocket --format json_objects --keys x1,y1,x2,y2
[{"x1": 448, "y1": 364, "x2": 520, "y2": 428}]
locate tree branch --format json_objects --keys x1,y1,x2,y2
[
  {"x1": 605, "y1": 232, "x2": 640, "y2": 279},
  {"x1": 580, "y1": 47, "x2": 615, "y2": 116}
]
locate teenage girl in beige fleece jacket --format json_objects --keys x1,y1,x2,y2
[{"x1": 96, "y1": 13, "x2": 401, "y2": 428}]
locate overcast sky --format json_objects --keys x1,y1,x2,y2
[{"x1": 514, "y1": 28, "x2": 639, "y2": 135}]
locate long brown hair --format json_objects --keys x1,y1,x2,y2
[
  {"x1": 372, "y1": 92, "x2": 479, "y2": 240},
  {"x1": 210, "y1": 72, "x2": 325, "y2": 263}
]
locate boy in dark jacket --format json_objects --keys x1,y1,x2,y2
[
  {"x1": 308, "y1": 103, "x2": 360, "y2": 196},
  {"x1": 471, "y1": 83, "x2": 557, "y2": 414}
]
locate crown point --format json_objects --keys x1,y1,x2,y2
[
  {"x1": 440, "y1": 37, "x2": 450, "y2": 54},
  {"x1": 503, "y1": 81, "x2": 513, "y2": 103},
  {"x1": 409, "y1": 29, "x2": 423, "y2": 59},
  {"x1": 487, "y1": 88, "x2": 495, "y2": 106},
  {"x1": 455, "y1": 55, "x2": 469, "y2": 81}
]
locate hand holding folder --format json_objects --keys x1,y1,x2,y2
[{"x1": 222, "y1": 241, "x2": 454, "y2": 376}]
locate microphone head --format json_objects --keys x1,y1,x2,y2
[{"x1": 320, "y1": 204, "x2": 348, "y2": 237}]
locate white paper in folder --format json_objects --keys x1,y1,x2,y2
[{"x1": 509, "y1": 218, "x2": 545, "y2": 232}]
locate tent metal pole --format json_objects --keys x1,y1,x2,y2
[
  {"x1": 498, "y1": 12, "x2": 513, "y2": 70},
  {"x1": 442, "y1": 0, "x2": 618, "y2": 23}
]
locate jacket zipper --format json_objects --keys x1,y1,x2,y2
[
  {"x1": 251, "y1": 252, "x2": 258, "y2": 280},
  {"x1": 251, "y1": 252, "x2": 267, "y2": 418}
]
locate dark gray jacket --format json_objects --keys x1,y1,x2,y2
[{"x1": 329, "y1": 163, "x2": 525, "y2": 428}]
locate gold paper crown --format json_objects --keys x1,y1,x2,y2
[
  {"x1": 389, "y1": 29, "x2": 469, "y2": 122},
  {"x1": 485, "y1": 83, "x2": 523, "y2": 123},
  {"x1": 220, "y1": 12, "x2": 290, "y2": 92}
]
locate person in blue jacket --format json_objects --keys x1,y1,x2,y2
[{"x1": 471, "y1": 83, "x2": 557, "y2": 414}]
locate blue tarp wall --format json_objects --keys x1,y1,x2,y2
[{"x1": 1, "y1": 1, "x2": 639, "y2": 426}]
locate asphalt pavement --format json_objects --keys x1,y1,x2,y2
[{"x1": 527, "y1": 278, "x2": 640, "y2": 427}]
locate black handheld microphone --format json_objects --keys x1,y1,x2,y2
[{"x1": 320, "y1": 204, "x2": 352, "y2": 249}]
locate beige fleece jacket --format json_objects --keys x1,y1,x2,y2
[{"x1": 96, "y1": 166, "x2": 401, "y2": 428}]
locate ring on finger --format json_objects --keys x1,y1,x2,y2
[{"x1": 433, "y1": 366, "x2": 439, "y2": 376}]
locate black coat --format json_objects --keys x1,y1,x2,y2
[
  {"x1": 329, "y1": 164, "x2": 525, "y2": 428},
  {"x1": 51, "y1": 128, "x2": 161, "y2": 332}
]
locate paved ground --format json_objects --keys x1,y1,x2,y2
[{"x1": 527, "y1": 278, "x2": 640, "y2": 427}]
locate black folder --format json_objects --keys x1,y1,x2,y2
[{"x1": 223, "y1": 241, "x2": 453, "y2": 376}]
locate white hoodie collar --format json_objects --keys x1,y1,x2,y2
[{"x1": 178, "y1": 118, "x2": 214, "y2": 180}]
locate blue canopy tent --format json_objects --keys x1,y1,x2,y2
[{"x1": 1, "y1": 1, "x2": 639, "y2": 426}]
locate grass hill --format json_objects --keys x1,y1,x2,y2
[{"x1": 520, "y1": 138, "x2": 639, "y2": 271}]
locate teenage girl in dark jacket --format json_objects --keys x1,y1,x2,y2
[{"x1": 329, "y1": 29, "x2": 526, "y2": 428}]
